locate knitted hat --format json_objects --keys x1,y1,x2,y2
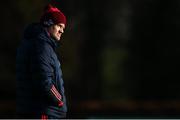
[{"x1": 40, "y1": 4, "x2": 66, "y2": 26}]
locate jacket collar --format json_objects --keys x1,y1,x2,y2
[{"x1": 38, "y1": 27, "x2": 59, "y2": 50}]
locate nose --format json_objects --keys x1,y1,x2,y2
[{"x1": 59, "y1": 28, "x2": 64, "y2": 34}]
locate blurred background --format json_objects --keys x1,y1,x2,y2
[{"x1": 1, "y1": 0, "x2": 180, "y2": 118}]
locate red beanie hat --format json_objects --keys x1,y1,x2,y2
[{"x1": 40, "y1": 4, "x2": 66, "y2": 26}]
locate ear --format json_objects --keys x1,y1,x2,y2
[{"x1": 46, "y1": 26, "x2": 53, "y2": 35}]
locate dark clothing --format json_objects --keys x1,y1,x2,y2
[{"x1": 16, "y1": 23, "x2": 67, "y2": 119}]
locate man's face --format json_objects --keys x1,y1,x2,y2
[{"x1": 48, "y1": 23, "x2": 65, "y2": 41}]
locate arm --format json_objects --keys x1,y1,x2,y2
[{"x1": 31, "y1": 41, "x2": 63, "y2": 107}]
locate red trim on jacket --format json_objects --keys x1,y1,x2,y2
[
  {"x1": 52, "y1": 85, "x2": 62, "y2": 99},
  {"x1": 50, "y1": 85, "x2": 62, "y2": 101},
  {"x1": 41, "y1": 114, "x2": 48, "y2": 120}
]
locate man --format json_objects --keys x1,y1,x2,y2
[{"x1": 16, "y1": 4, "x2": 67, "y2": 119}]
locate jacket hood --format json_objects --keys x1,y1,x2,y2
[
  {"x1": 23, "y1": 23, "x2": 58, "y2": 49},
  {"x1": 23, "y1": 23, "x2": 44, "y2": 39}
]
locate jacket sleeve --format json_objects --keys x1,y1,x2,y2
[{"x1": 31, "y1": 41, "x2": 63, "y2": 107}]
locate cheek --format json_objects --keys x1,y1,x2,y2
[
  {"x1": 55, "y1": 31, "x2": 60, "y2": 36},
  {"x1": 55, "y1": 29, "x2": 60, "y2": 34},
  {"x1": 52, "y1": 29, "x2": 58, "y2": 35}
]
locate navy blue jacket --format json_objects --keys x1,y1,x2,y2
[{"x1": 16, "y1": 23, "x2": 67, "y2": 118}]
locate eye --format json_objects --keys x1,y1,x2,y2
[
  {"x1": 56, "y1": 25, "x2": 60, "y2": 28},
  {"x1": 58, "y1": 24, "x2": 65, "y2": 29}
]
